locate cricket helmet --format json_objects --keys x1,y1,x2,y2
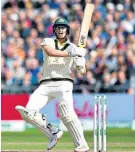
[{"x1": 53, "y1": 18, "x2": 70, "y2": 34}]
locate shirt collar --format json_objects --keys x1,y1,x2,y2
[{"x1": 53, "y1": 37, "x2": 70, "y2": 45}]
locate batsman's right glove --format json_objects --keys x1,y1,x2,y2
[{"x1": 66, "y1": 45, "x2": 87, "y2": 57}]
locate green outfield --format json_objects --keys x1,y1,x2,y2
[{"x1": 1, "y1": 128, "x2": 135, "y2": 152}]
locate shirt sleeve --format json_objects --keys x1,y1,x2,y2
[{"x1": 40, "y1": 38, "x2": 55, "y2": 48}]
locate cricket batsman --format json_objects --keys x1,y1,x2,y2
[{"x1": 16, "y1": 18, "x2": 89, "y2": 152}]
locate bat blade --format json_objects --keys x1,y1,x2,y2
[{"x1": 78, "y1": 3, "x2": 94, "y2": 48}]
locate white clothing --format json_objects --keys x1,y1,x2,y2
[
  {"x1": 26, "y1": 80, "x2": 88, "y2": 148},
  {"x1": 25, "y1": 37, "x2": 88, "y2": 149},
  {"x1": 40, "y1": 38, "x2": 77, "y2": 81},
  {"x1": 26, "y1": 81, "x2": 73, "y2": 111}
]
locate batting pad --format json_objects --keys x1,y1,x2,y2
[
  {"x1": 15, "y1": 105, "x2": 55, "y2": 140},
  {"x1": 58, "y1": 103, "x2": 88, "y2": 147}
]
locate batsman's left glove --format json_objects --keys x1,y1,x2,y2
[{"x1": 74, "y1": 56, "x2": 86, "y2": 74}]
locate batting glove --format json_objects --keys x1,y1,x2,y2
[
  {"x1": 75, "y1": 47, "x2": 87, "y2": 57},
  {"x1": 66, "y1": 45, "x2": 87, "y2": 57},
  {"x1": 74, "y1": 56, "x2": 86, "y2": 74},
  {"x1": 74, "y1": 56, "x2": 86, "y2": 67}
]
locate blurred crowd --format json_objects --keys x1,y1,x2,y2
[{"x1": 1, "y1": 0, "x2": 135, "y2": 94}]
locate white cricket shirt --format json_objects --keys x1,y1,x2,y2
[{"x1": 40, "y1": 38, "x2": 76, "y2": 82}]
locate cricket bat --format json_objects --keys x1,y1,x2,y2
[{"x1": 78, "y1": 3, "x2": 94, "y2": 48}]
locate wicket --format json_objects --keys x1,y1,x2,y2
[{"x1": 94, "y1": 95, "x2": 107, "y2": 152}]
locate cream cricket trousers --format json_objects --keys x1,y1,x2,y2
[
  {"x1": 26, "y1": 80, "x2": 88, "y2": 148},
  {"x1": 26, "y1": 81, "x2": 74, "y2": 111}
]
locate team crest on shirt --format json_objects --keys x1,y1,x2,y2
[{"x1": 47, "y1": 57, "x2": 65, "y2": 64}]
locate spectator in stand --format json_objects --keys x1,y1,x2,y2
[
  {"x1": 5, "y1": 69, "x2": 16, "y2": 86},
  {"x1": 110, "y1": 71, "x2": 118, "y2": 86},
  {"x1": 100, "y1": 73, "x2": 113, "y2": 93},
  {"x1": 11, "y1": 59, "x2": 26, "y2": 83},
  {"x1": 115, "y1": 71, "x2": 130, "y2": 92},
  {"x1": 84, "y1": 71, "x2": 96, "y2": 93}
]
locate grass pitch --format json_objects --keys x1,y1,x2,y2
[{"x1": 1, "y1": 128, "x2": 135, "y2": 152}]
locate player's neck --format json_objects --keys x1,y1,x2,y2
[{"x1": 58, "y1": 37, "x2": 67, "y2": 44}]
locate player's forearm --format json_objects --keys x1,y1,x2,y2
[{"x1": 41, "y1": 45, "x2": 68, "y2": 57}]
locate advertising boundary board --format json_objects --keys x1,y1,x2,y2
[{"x1": 1, "y1": 94, "x2": 135, "y2": 131}]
